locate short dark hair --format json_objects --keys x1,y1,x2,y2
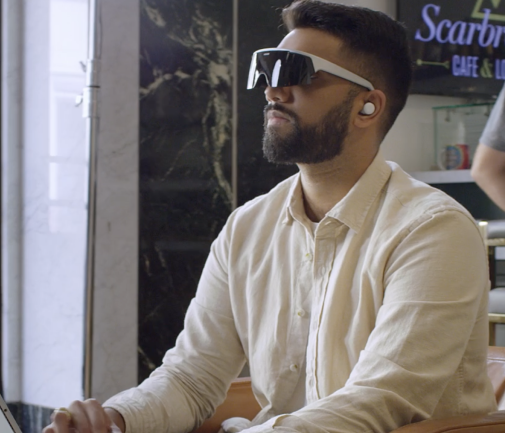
[{"x1": 282, "y1": 0, "x2": 412, "y2": 138}]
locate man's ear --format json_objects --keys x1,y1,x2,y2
[{"x1": 353, "y1": 89, "x2": 387, "y2": 128}]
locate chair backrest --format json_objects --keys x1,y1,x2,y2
[
  {"x1": 192, "y1": 378, "x2": 260, "y2": 433},
  {"x1": 488, "y1": 346, "x2": 505, "y2": 409}
]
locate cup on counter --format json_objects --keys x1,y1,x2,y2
[{"x1": 438, "y1": 144, "x2": 470, "y2": 170}]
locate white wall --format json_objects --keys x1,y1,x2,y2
[
  {"x1": 90, "y1": 0, "x2": 139, "y2": 404},
  {"x1": 383, "y1": 95, "x2": 466, "y2": 172},
  {"x1": 335, "y1": 0, "x2": 395, "y2": 16}
]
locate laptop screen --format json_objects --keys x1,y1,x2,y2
[{"x1": 0, "y1": 397, "x2": 22, "y2": 433}]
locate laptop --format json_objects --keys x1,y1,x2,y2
[{"x1": 0, "y1": 396, "x2": 22, "y2": 433}]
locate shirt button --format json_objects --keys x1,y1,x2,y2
[
  {"x1": 305, "y1": 252, "x2": 313, "y2": 261},
  {"x1": 290, "y1": 364, "x2": 298, "y2": 372},
  {"x1": 297, "y1": 309, "x2": 306, "y2": 317}
]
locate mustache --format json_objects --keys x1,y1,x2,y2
[{"x1": 263, "y1": 103, "x2": 299, "y2": 123}]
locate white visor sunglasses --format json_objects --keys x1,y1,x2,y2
[{"x1": 247, "y1": 48, "x2": 374, "y2": 91}]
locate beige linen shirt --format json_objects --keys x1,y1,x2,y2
[{"x1": 105, "y1": 152, "x2": 496, "y2": 433}]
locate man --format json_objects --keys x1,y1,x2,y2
[
  {"x1": 471, "y1": 84, "x2": 505, "y2": 211},
  {"x1": 45, "y1": 2, "x2": 496, "y2": 432}
]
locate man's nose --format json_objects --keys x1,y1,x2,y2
[{"x1": 264, "y1": 85, "x2": 291, "y2": 103}]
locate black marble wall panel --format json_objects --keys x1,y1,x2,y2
[
  {"x1": 139, "y1": 0, "x2": 234, "y2": 382},
  {"x1": 237, "y1": 1, "x2": 298, "y2": 205},
  {"x1": 139, "y1": 0, "x2": 300, "y2": 382}
]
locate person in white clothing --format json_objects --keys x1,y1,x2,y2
[{"x1": 45, "y1": 2, "x2": 496, "y2": 433}]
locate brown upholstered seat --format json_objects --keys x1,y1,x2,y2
[
  {"x1": 194, "y1": 347, "x2": 505, "y2": 433},
  {"x1": 192, "y1": 378, "x2": 261, "y2": 433}
]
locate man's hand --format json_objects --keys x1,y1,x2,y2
[{"x1": 42, "y1": 399, "x2": 126, "y2": 433}]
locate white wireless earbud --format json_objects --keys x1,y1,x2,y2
[{"x1": 360, "y1": 102, "x2": 375, "y2": 116}]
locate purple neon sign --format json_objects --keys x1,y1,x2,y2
[
  {"x1": 415, "y1": 4, "x2": 504, "y2": 47},
  {"x1": 414, "y1": 4, "x2": 505, "y2": 80}
]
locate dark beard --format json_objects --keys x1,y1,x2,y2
[{"x1": 262, "y1": 91, "x2": 356, "y2": 165}]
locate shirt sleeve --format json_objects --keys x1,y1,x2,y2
[
  {"x1": 480, "y1": 83, "x2": 505, "y2": 152},
  {"x1": 242, "y1": 209, "x2": 493, "y2": 433},
  {"x1": 104, "y1": 221, "x2": 247, "y2": 433}
]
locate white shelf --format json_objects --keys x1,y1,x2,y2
[{"x1": 409, "y1": 169, "x2": 474, "y2": 184}]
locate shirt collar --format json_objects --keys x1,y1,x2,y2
[
  {"x1": 284, "y1": 174, "x2": 304, "y2": 225},
  {"x1": 284, "y1": 151, "x2": 392, "y2": 232},
  {"x1": 327, "y1": 150, "x2": 392, "y2": 232}
]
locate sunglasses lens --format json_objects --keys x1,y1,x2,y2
[{"x1": 247, "y1": 51, "x2": 314, "y2": 89}]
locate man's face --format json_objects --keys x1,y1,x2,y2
[
  {"x1": 263, "y1": 90, "x2": 357, "y2": 164},
  {"x1": 262, "y1": 28, "x2": 362, "y2": 165}
]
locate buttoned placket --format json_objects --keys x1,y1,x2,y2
[
  {"x1": 283, "y1": 200, "x2": 346, "y2": 408},
  {"x1": 292, "y1": 222, "x2": 315, "y2": 376},
  {"x1": 305, "y1": 217, "x2": 344, "y2": 403},
  {"x1": 272, "y1": 215, "x2": 314, "y2": 412}
]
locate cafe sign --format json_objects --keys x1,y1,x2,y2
[{"x1": 398, "y1": 0, "x2": 505, "y2": 97}]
